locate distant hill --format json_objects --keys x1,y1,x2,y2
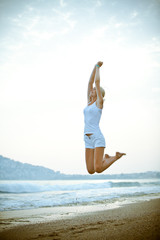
[
  {"x1": 0, "y1": 155, "x2": 160, "y2": 180},
  {"x1": 0, "y1": 155, "x2": 62, "y2": 180}
]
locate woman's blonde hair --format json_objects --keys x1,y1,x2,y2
[{"x1": 100, "y1": 87, "x2": 105, "y2": 98}]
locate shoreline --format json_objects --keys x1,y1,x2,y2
[
  {"x1": 0, "y1": 194, "x2": 159, "y2": 230},
  {"x1": 0, "y1": 198, "x2": 160, "y2": 240}
]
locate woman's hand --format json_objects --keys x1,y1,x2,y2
[{"x1": 96, "y1": 61, "x2": 103, "y2": 67}]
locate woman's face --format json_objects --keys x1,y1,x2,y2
[{"x1": 90, "y1": 88, "x2": 97, "y2": 98}]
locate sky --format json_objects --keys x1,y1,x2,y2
[{"x1": 0, "y1": 0, "x2": 160, "y2": 175}]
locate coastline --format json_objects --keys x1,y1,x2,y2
[{"x1": 0, "y1": 198, "x2": 160, "y2": 240}]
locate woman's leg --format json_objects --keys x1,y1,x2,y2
[
  {"x1": 85, "y1": 148, "x2": 95, "y2": 174},
  {"x1": 94, "y1": 147, "x2": 126, "y2": 173}
]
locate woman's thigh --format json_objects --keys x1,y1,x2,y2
[
  {"x1": 85, "y1": 148, "x2": 95, "y2": 174},
  {"x1": 94, "y1": 147, "x2": 105, "y2": 169}
]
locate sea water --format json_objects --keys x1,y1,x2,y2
[{"x1": 0, "y1": 179, "x2": 160, "y2": 211}]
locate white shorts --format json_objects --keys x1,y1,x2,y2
[{"x1": 84, "y1": 131, "x2": 106, "y2": 149}]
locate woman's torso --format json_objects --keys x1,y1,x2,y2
[{"x1": 83, "y1": 101, "x2": 102, "y2": 134}]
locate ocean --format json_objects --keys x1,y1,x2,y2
[{"x1": 0, "y1": 178, "x2": 160, "y2": 211}]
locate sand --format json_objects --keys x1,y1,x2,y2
[{"x1": 0, "y1": 198, "x2": 160, "y2": 240}]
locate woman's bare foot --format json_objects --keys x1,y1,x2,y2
[
  {"x1": 105, "y1": 153, "x2": 111, "y2": 159},
  {"x1": 116, "y1": 152, "x2": 126, "y2": 160}
]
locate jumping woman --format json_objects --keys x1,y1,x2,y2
[{"x1": 84, "y1": 61, "x2": 126, "y2": 174}]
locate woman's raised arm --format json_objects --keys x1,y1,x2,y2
[
  {"x1": 87, "y1": 62, "x2": 103, "y2": 103},
  {"x1": 94, "y1": 62, "x2": 103, "y2": 109},
  {"x1": 87, "y1": 65, "x2": 96, "y2": 102}
]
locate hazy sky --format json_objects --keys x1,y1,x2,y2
[{"x1": 0, "y1": 0, "x2": 160, "y2": 174}]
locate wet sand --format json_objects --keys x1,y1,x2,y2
[{"x1": 0, "y1": 198, "x2": 160, "y2": 240}]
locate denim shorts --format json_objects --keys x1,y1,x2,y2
[{"x1": 84, "y1": 131, "x2": 106, "y2": 149}]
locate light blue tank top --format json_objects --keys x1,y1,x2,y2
[{"x1": 83, "y1": 101, "x2": 102, "y2": 134}]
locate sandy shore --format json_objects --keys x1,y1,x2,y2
[{"x1": 0, "y1": 198, "x2": 160, "y2": 240}]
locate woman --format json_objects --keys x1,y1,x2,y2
[{"x1": 84, "y1": 61, "x2": 126, "y2": 174}]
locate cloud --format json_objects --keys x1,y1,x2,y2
[
  {"x1": 8, "y1": 42, "x2": 25, "y2": 51},
  {"x1": 152, "y1": 87, "x2": 160, "y2": 93},
  {"x1": 130, "y1": 10, "x2": 139, "y2": 19},
  {"x1": 52, "y1": 8, "x2": 76, "y2": 30},
  {"x1": 59, "y1": 0, "x2": 67, "y2": 8},
  {"x1": 2, "y1": 5, "x2": 77, "y2": 50},
  {"x1": 95, "y1": 0, "x2": 102, "y2": 7},
  {"x1": 148, "y1": 37, "x2": 160, "y2": 53}
]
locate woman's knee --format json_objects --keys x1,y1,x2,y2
[
  {"x1": 87, "y1": 168, "x2": 95, "y2": 174},
  {"x1": 85, "y1": 148, "x2": 95, "y2": 174},
  {"x1": 94, "y1": 164, "x2": 102, "y2": 173}
]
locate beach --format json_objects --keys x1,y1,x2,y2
[{"x1": 0, "y1": 198, "x2": 160, "y2": 240}]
